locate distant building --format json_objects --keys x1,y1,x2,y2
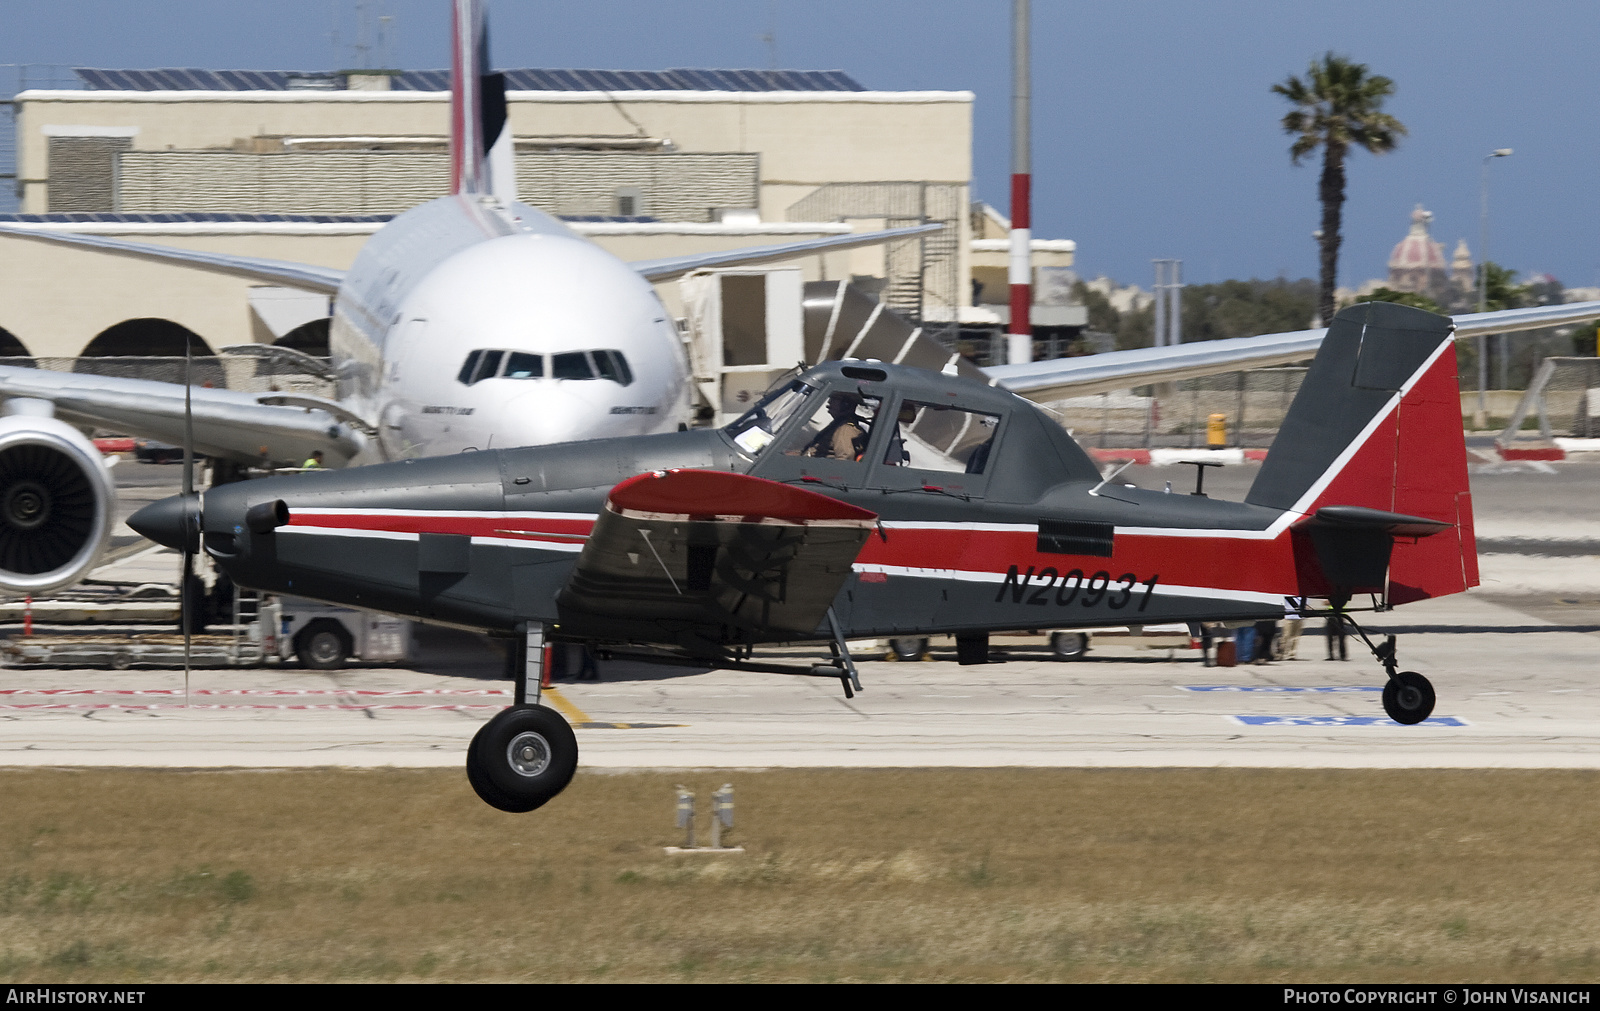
[
  {"x1": 1449, "y1": 238, "x2": 1475, "y2": 302},
  {"x1": 1386, "y1": 205, "x2": 1449, "y2": 300},
  {"x1": 1, "y1": 67, "x2": 984, "y2": 356}
]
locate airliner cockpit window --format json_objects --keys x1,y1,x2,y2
[
  {"x1": 552, "y1": 351, "x2": 594, "y2": 380},
  {"x1": 458, "y1": 349, "x2": 632, "y2": 385},
  {"x1": 474, "y1": 350, "x2": 504, "y2": 385},
  {"x1": 457, "y1": 349, "x2": 505, "y2": 386},
  {"x1": 593, "y1": 349, "x2": 634, "y2": 386},
  {"x1": 457, "y1": 350, "x2": 482, "y2": 385},
  {"x1": 503, "y1": 352, "x2": 542, "y2": 379},
  {"x1": 725, "y1": 380, "x2": 813, "y2": 457}
]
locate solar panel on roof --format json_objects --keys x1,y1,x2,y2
[
  {"x1": 71, "y1": 66, "x2": 865, "y2": 92},
  {"x1": 0, "y1": 212, "x2": 396, "y2": 224}
]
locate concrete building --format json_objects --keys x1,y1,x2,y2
[{"x1": 0, "y1": 68, "x2": 985, "y2": 358}]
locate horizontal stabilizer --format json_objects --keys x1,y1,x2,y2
[
  {"x1": 558, "y1": 470, "x2": 876, "y2": 644},
  {"x1": 1301, "y1": 505, "x2": 1452, "y2": 538}
]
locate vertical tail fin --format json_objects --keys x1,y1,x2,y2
[
  {"x1": 1248, "y1": 301, "x2": 1478, "y2": 603},
  {"x1": 450, "y1": 0, "x2": 515, "y2": 203}
]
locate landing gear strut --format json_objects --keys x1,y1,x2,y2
[
  {"x1": 466, "y1": 623, "x2": 579, "y2": 812},
  {"x1": 1330, "y1": 613, "x2": 1436, "y2": 725}
]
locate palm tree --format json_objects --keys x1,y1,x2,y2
[{"x1": 1273, "y1": 54, "x2": 1406, "y2": 325}]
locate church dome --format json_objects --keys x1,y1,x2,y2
[{"x1": 1389, "y1": 205, "x2": 1446, "y2": 272}]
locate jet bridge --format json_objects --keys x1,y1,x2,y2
[{"x1": 678, "y1": 270, "x2": 987, "y2": 424}]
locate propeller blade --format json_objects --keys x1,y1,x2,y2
[{"x1": 182, "y1": 332, "x2": 193, "y2": 704}]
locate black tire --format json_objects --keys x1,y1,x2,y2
[
  {"x1": 889, "y1": 637, "x2": 928, "y2": 662},
  {"x1": 1382, "y1": 671, "x2": 1435, "y2": 725},
  {"x1": 1050, "y1": 632, "x2": 1088, "y2": 660},
  {"x1": 295, "y1": 619, "x2": 352, "y2": 670},
  {"x1": 466, "y1": 705, "x2": 578, "y2": 813}
]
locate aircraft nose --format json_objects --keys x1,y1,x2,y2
[
  {"x1": 128, "y1": 494, "x2": 200, "y2": 551},
  {"x1": 498, "y1": 385, "x2": 618, "y2": 447}
]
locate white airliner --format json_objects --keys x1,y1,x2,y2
[{"x1": 0, "y1": 0, "x2": 936, "y2": 594}]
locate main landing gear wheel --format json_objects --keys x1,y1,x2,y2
[
  {"x1": 466, "y1": 705, "x2": 579, "y2": 813},
  {"x1": 1050, "y1": 632, "x2": 1088, "y2": 660},
  {"x1": 889, "y1": 637, "x2": 929, "y2": 662},
  {"x1": 1382, "y1": 671, "x2": 1435, "y2": 725}
]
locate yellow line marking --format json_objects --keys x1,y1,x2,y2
[{"x1": 540, "y1": 687, "x2": 594, "y2": 725}]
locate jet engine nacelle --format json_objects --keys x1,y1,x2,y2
[{"x1": 0, "y1": 410, "x2": 117, "y2": 595}]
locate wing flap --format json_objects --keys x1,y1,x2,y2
[{"x1": 557, "y1": 470, "x2": 876, "y2": 642}]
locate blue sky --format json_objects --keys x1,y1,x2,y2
[{"x1": 7, "y1": 1, "x2": 1597, "y2": 291}]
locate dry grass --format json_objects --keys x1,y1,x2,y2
[{"x1": 1, "y1": 767, "x2": 1598, "y2": 982}]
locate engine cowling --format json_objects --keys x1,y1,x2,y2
[{"x1": 0, "y1": 414, "x2": 116, "y2": 595}]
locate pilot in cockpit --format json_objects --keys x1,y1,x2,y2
[{"x1": 799, "y1": 393, "x2": 870, "y2": 461}]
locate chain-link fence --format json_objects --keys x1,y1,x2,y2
[
  {"x1": 0, "y1": 356, "x2": 335, "y2": 399},
  {"x1": 1040, "y1": 367, "x2": 1309, "y2": 449}
]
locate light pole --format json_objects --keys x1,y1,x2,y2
[{"x1": 1476, "y1": 148, "x2": 1512, "y2": 428}]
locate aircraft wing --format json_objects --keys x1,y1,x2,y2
[
  {"x1": 0, "y1": 225, "x2": 345, "y2": 294},
  {"x1": 0, "y1": 364, "x2": 365, "y2": 465},
  {"x1": 985, "y1": 300, "x2": 1600, "y2": 402},
  {"x1": 627, "y1": 224, "x2": 943, "y2": 282},
  {"x1": 556, "y1": 469, "x2": 877, "y2": 640}
]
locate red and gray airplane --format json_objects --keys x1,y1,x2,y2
[{"x1": 133, "y1": 299, "x2": 1486, "y2": 813}]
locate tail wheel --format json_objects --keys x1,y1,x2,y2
[
  {"x1": 466, "y1": 705, "x2": 578, "y2": 813},
  {"x1": 1382, "y1": 671, "x2": 1435, "y2": 725},
  {"x1": 1051, "y1": 632, "x2": 1088, "y2": 660}
]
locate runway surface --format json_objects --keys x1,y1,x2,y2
[{"x1": 3, "y1": 453, "x2": 1597, "y2": 770}]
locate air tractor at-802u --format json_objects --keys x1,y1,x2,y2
[{"x1": 132, "y1": 301, "x2": 1479, "y2": 812}]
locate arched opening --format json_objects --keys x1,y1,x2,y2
[
  {"x1": 0, "y1": 326, "x2": 35, "y2": 367},
  {"x1": 274, "y1": 317, "x2": 330, "y2": 357},
  {"x1": 81, "y1": 318, "x2": 217, "y2": 358},
  {"x1": 75, "y1": 318, "x2": 226, "y2": 388}
]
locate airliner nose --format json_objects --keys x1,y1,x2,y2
[
  {"x1": 128, "y1": 494, "x2": 199, "y2": 551},
  {"x1": 498, "y1": 386, "x2": 619, "y2": 448}
]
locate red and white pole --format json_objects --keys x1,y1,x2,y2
[{"x1": 1006, "y1": 0, "x2": 1033, "y2": 365}]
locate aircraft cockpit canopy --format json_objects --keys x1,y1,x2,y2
[
  {"x1": 725, "y1": 370, "x2": 1002, "y2": 480},
  {"x1": 457, "y1": 348, "x2": 634, "y2": 387},
  {"x1": 725, "y1": 379, "x2": 816, "y2": 457}
]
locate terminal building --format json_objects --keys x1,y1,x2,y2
[{"x1": 0, "y1": 67, "x2": 1078, "y2": 364}]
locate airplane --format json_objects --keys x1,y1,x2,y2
[
  {"x1": 132, "y1": 298, "x2": 1500, "y2": 813},
  {"x1": 0, "y1": 0, "x2": 938, "y2": 599}
]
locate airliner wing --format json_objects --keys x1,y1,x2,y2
[
  {"x1": 0, "y1": 220, "x2": 940, "y2": 291},
  {"x1": 984, "y1": 300, "x2": 1600, "y2": 402},
  {"x1": 0, "y1": 365, "x2": 365, "y2": 465},
  {"x1": 0, "y1": 225, "x2": 345, "y2": 294},
  {"x1": 628, "y1": 224, "x2": 943, "y2": 282}
]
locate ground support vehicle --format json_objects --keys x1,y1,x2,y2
[{"x1": 277, "y1": 596, "x2": 413, "y2": 669}]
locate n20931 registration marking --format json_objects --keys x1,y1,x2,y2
[{"x1": 994, "y1": 565, "x2": 1158, "y2": 611}]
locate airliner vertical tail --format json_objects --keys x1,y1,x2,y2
[{"x1": 451, "y1": 0, "x2": 515, "y2": 203}]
